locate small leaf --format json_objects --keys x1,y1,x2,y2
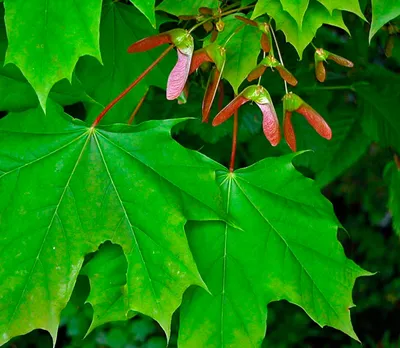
[{"x1": 207, "y1": 14, "x2": 261, "y2": 93}]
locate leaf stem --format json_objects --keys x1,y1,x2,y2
[
  {"x1": 258, "y1": 51, "x2": 266, "y2": 86},
  {"x1": 220, "y1": 5, "x2": 255, "y2": 17},
  {"x1": 270, "y1": 26, "x2": 288, "y2": 94},
  {"x1": 188, "y1": 4, "x2": 255, "y2": 34},
  {"x1": 229, "y1": 108, "x2": 239, "y2": 172},
  {"x1": 128, "y1": 90, "x2": 148, "y2": 125},
  {"x1": 223, "y1": 24, "x2": 246, "y2": 47},
  {"x1": 91, "y1": 45, "x2": 174, "y2": 127}
]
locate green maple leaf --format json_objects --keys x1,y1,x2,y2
[
  {"x1": 252, "y1": 0, "x2": 349, "y2": 58},
  {"x1": 3, "y1": 0, "x2": 102, "y2": 111},
  {"x1": 157, "y1": 0, "x2": 218, "y2": 16},
  {"x1": 0, "y1": 105, "x2": 229, "y2": 345},
  {"x1": 0, "y1": 5, "x2": 93, "y2": 112},
  {"x1": 76, "y1": 0, "x2": 174, "y2": 124},
  {"x1": 179, "y1": 155, "x2": 371, "y2": 347},
  {"x1": 205, "y1": 14, "x2": 261, "y2": 94},
  {"x1": 370, "y1": 0, "x2": 400, "y2": 41}
]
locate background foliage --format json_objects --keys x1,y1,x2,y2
[{"x1": 1, "y1": 0, "x2": 400, "y2": 347}]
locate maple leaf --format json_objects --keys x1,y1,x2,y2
[
  {"x1": 3, "y1": 0, "x2": 102, "y2": 111},
  {"x1": 0, "y1": 104, "x2": 228, "y2": 345},
  {"x1": 179, "y1": 155, "x2": 371, "y2": 347}
]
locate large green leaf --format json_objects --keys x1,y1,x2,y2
[
  {"x1": 281, "y1": 0, "x2": 310, "y2": 27},
  {"x1": 0, "y1": 5, "x2": 93, "y2": 112},
  {"x1": 129, "y1": 0, "x2": 156, "y2": 28},
  {"x1": 157, "y1": 0, "x2": 218, "y2": 16},
  {"x1": 179, "y1": 155, "x2": 370, "y2": 347},
  {"x1": 76, "y1": 1, "x2": 174, "y2": 125},
  {"x1": 385, "y1": 162, "x2": 400, "y2": 236},
  {"x1": 370, "y1": 0, "x2": 400, "y2": 40},
  {"x1": 0, "y1": 105, "x2": 229, "y2": 345},
  {"x1": 252, "y1": 0, "x2": 349, "y2": 58},
  {"x1": 316, "y1": 0, "x2": 366, "y2": 20},
  {"x1": 3, "y1": 0, "x2": 102, "y2": 110},
  {"x1": 205, "y1": 14, "x2": 261, "y2": 93}
]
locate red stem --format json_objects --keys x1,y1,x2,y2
[
  {"x1": 229, "y1": 109, "x2": 238, "y2": 172},
  {"x1": 128, "y1": 91, "x2": 148, "y2": 125},
  {"x1": 92, "y1": 45, "x2": 174, "y2": 127}
]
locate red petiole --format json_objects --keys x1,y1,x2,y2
[{"x1": 91, "y1": 45, "x2": 174, "y2": 127}]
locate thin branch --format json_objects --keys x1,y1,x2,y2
[{"x1": 270, "y1": 26, "x2": 288, "y2": 94}]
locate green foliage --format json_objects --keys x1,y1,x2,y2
[
  {"x1": 385, "y1": 162, "x2": 400, "y2": 235},
  {"x1": 3, "y1": 0, "x2": 102, "y2": 110},
  {"x1": 157, "y1": 0, "x2": 218, "y2": 16},
  {"x1": 0, "y1": 106, "x2": 227, "y2": 345},
  {"x1": 370, "y1": 0, "x2": 400, "y2": 40},
  {"x1": 252, "y1": 0, "x2": 349, "y2": 57},
  {"x1": 1, "y1": 0, "x2": 400, "y2": 347},
  {"x1": 179, "y1": 155, "x2": 369, "y2": 347},
  {"x1": 130, "y1": 0, "x2": 157, "y2": 27}
]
